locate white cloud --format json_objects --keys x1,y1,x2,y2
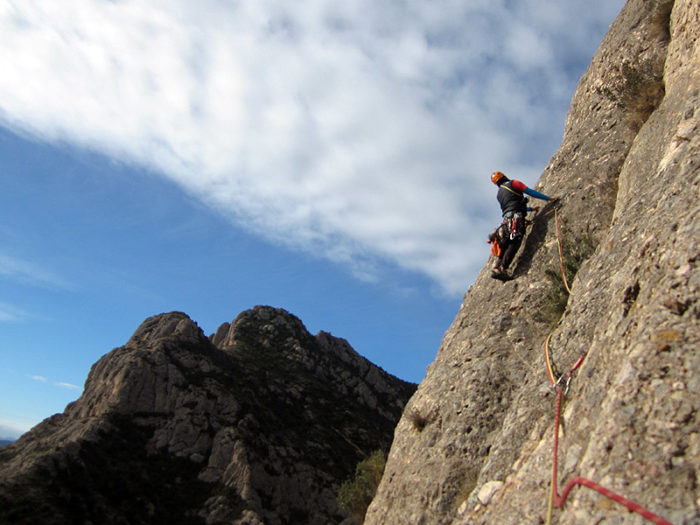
[
  {"x1": 0, "y1": 254, "x2": 70, "y2": 290},
  {"x1": 29, "y1": 375, "x2": 80, "y2": 391},
  {"x1": 54, "y1": 382, "x2": 81, "y2": 390},
  {"x1": 0, "y1": 0, "x2": 624, "y2": 295},
  {"x1": 0, "y1": 302, "x2": 30, "y2": 323}
]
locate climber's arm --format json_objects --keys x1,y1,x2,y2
[
  {"x1": 512, "y1": 180, "x2": 558, "y2": 201},
  {"x1": 523, "y1": 187, "x2": 553, "y2": 201}
]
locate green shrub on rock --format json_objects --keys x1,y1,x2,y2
[{"x1": 337, "y1": 450, "x2": 386, "y2": 523}]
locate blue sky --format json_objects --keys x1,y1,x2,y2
[{"x1": 0, "y1": 0, "x2": 623, "y2": 439}]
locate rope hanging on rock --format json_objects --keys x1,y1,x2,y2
[{"x1": 543, "y1": 335, "x2": 673, "y2": 525}]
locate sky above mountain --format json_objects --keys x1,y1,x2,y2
[{"x1": 0, "y1": 0, "x2": 624, "y2": 439}]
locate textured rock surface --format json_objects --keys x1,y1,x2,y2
[
  {"x1": 0, "y1": 307, "x2": 415, "y2": 525},
  {"x1": 366, "y1": 0, "x2": 698, "y2": 524}
]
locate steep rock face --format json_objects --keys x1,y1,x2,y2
[
  {"x1": 0, "y1": 307, "x2": 415, "y2": 525},
  {"x1": 366, "y1": 1, "x2": 698, "y2": 524}
]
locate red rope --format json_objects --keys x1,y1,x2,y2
[
  {"x1": 544, "y1": 345, "x2": 673, "y2": 525},
  {"x1": 560, "y1": 477, "x2": 674, "y2": 525}
]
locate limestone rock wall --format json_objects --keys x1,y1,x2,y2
[{"x1": 366, "y1": 1, "x2": 699, "y2": 524}]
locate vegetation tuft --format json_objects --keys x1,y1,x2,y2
[
  {"x1": 337, "y1": 450, "x2": 386, "y2": 524},
  {"x1": 539, "y1": 224, "x2": 596, "y2": 326},
  {"x1": 407, "y1": 408, "x2": 429, "y2": 432}
]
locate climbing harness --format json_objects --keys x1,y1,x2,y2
[
  {"x1": 498, "y1": 211, "x2": 527, "y2": 240},
  {"x1": 509, "y1": 215, "x2": 521, "y2": 240}
]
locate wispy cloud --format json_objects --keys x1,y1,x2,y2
[
  {"x1": 54, "y1": 382, "x2": 81, "y2": 391},
  {"x1": 29, "y1": 375, "x2": 81, "y2": 391},
  {"x1": 0, "y1": 302, "x2": 30, "y2": 323},
  {"x1": 0, "y1": 0, "x2": 624, "y2": 294},
  {"x1": 0, "y1": 254, "x2": 71, "y2": 290}
]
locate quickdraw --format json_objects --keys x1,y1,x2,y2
[{"x1": 544, "y1": 334, "x2": 585, "y2": 395}]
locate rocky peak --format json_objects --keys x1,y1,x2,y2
[
  {"x1": 211, "y1": 305, "x2": 310, "y2": 348},
  {"x1": 127, "y1": 311, "x2": 208, "y2": 349},
  {"x1": 209, "y1": 306, "x2": 410, "y2": 419}
]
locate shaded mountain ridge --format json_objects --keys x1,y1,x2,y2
[{"x1": 0, "y1": 306, "x2": 415, "y2": 524}]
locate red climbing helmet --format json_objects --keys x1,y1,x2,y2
[{"x1": 491, "y1": 171, "x2": 506, "y2": 185}]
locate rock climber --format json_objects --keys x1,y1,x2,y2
[{"x1": 489, "y1": 171, "x2": 559, "y2": 279}]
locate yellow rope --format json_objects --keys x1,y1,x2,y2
[
  {"x1": 554, "y1": 209, "x2": 573, "y2": 295},
  {"x1": 544, "y1": 333, "x2": 556, "y2": 385}
]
